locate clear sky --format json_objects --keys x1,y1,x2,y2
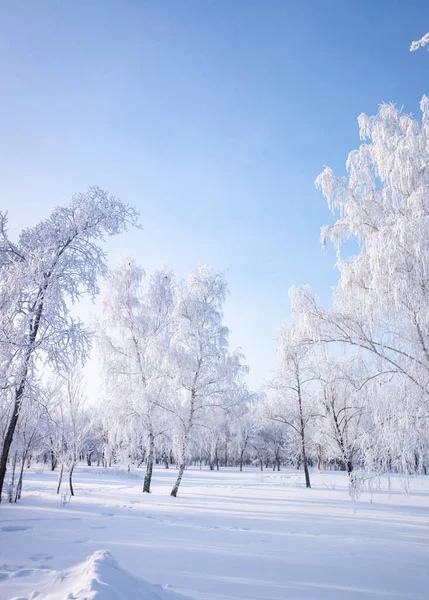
[{"x1": 1, "y1": 1, "x2": 429, "y2": 390}]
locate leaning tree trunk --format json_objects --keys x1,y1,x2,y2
[
  {"x1": 15, "y1": 452, "x2": 26, "y2": 502},
  {"x1": 0, "y1": 295, "x2": 45, "y2": 502},
  {"x1": 143, "y1": 430, "x2": 154, "y2": 493},
  {"x1": 69, "y1": 461, "x2": 76, "y2": 496},
  {"x1": 8, "y1": 451, "x2": 18, "y2": 503},
  {"x1": 170, "y1": 459, "x2": 186, "y2": 498},
  {"x1": 0, "y1": 384, "x2": 26, "y2": 502},
  {"x1": 57, "y1": 462, "x2": 64, "y2": 494},
  {"x1": 15, "y1": 434, "x2": 34, "y2": 502},
  {"x1": 171, "y1": 386, "x2": 196, "y2": 498},
  {"x1": 171, "y1": 429, "x2": 190, "y2": 497}
]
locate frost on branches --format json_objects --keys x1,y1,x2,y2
[
  {"x1": 0, "y1": 188, "x2": 138, "y2": 501},
  {"x1": 410, "y1": 32, "x2": 429, "y2": 51},
  {"x1": 289, "y1": 99, "x2": 429, "y2": 485},
  {"x1": 167, "y1": 266, "x2": 247, "y2": 497},
  {"x1": 97, "y1": 257, "x2": 175, "y2": 493}
]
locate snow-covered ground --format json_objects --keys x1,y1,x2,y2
[{"x1": 1, "y1": 467, "x2": 428, "y2": 600}]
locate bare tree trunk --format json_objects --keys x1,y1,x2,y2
[
  {"x1": 170, "y1": 385, "x2": 196, "y2": 498},
  {"x1": 0, "y1": 295, "x2": 45, "y2": 502},
  {"x1": 8, "y1": 451, "x2": 18, "y2": 503},
  {"x1": 15, "y1": 451, "x2": 27, "y2": 502},
  {"x1": 297, "y1": 381, "x2": 311, "y2": 488},
  {"x1": 171, "y1": 431, "x2": 189, "y2": 497},
  {"x1": 171, "y1": 459, "x2": 186, "y2": 497},
  {"x1": 143, "y1": 430, "x2": 154, "y2": 493},
  {"x1": 51, "y1": 449, "x2": 57, "y2": 471},
  {"x1": 57, "y1": 462, "x2": 64, "y2": 494},
  {"x1": 0, "y1": 391, "x2": 24, "y2": 502},
  {"x1": 302, "y1": 449, "x2": 311, "y2": 488},
  {"x1": 240, "y1": 449, "x2": 245, "y2": 472},
  {"x1": 69, "y1": 462, "x2": 76, "y2": 496}
]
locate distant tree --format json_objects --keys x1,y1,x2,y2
[{"x1": 267, "y1": 325, "x2": 318, "y2": 488}]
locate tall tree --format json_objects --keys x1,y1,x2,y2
[
  {"x1": 268, "y1": 324, "x2": 317, "y2": 488},
  {"x1": 98, "y1": 257, "x2": 174, "y2": 493},
  {"x1": 0, "y1": 188, "x2": 138, "y2": 501},
  {"x1": 167, "y1": 266, "x2": 245, "y2": 497}
]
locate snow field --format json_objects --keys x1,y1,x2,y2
[{"x1": 1, "y1": 466, "x2": 429, "y2": 600}]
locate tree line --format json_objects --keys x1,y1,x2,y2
[{"x1": 2, "y1": 95, "x2": 429, "y2": 503}]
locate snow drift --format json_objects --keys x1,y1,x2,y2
[{"x1": 8, "y1": 550, "x2": 188, "y2": 600}]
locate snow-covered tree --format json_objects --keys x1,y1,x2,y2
[
  {"x1": 166, "y1": 266, "x2": 246, "y2": 497},
  {"x1": 287, "y1": 98, "x2": 429, "y2": 482},
  {"x1": 54, "y1": 370, "x2": 89, "y2": 496},
  {"x1": 267, "y1": 324, "x2": 318, "y2": 488},
  {"x1": 0, "y1": 188, "x2": 138, "y2": 501},
  {"x1": 315, "y1": 356, "x2": 369, "y2": 475},
  {"x1": 98, "y1": 257, "x2": 174, "y2": 493}
]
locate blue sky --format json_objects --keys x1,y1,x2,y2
[{"x1": 1, "y1": 1, "x2": 429, "y2": 389}]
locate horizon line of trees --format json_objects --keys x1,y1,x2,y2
[{"x1": 3, "y1": 88, "x2": 429, "y2": 503}]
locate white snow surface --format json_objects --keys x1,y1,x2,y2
[
  {"x1": 1, "y1": 466, "x2": 429, "y2": 600},
  {"x1": 5, "y1": 549, "x2": 186, "y2": 600}
]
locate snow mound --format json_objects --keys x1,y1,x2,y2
[{"x1": 9, "y1": 550, "x2": 188, "y2": 600}]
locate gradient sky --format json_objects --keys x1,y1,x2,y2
[{"x1": 1, "y1": 1, "x2": 429, "y2": 390}]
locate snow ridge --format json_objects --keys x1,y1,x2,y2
[{"x1": 9, "y1": 550, "x2": 187, "y2": 600}]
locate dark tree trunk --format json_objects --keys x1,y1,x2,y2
[
  {"x1": 0, "y1": 291, "x2": 46, "y2": 502},
  {"x1": 51, "y1": 449, "x2": 57, "y2": 471},
  {"x1": 171, "y1": 428, "x2": 190, "y2": 498},
  {"x1": 57, "y1": 463, "x2": 64, "y2": 494},
  {"x1": 171, "y1": 461, "x2": 185, "y2": 497},
  {"x1": 303, "y1": 455, "x2": 311, "y2": 488},
  {"x1": 240, "y1": 450, "x2": 245, "y2": 472},
  {"x1": 15, "y1": 451, "x2": 27, "y2": 502},
  {"x1": 8, "y1": 451, "x2": 18, "y2": 503},
  {"x1": 69, "y1": 462, "x2": 76, "y2": 496},
  {"x1": 0, "y1": 393, "x2": 24, "y2": 502},
  {"x1": 143, "y1": 430, "x2": 154, "y2": 493}
]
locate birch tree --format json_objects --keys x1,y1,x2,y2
[
  {"x1": 0, "y1": 188, "x2": 138, "y2": 501},
  {"x1": 98, "y1": 257, "x2": 174, "y2": 493},
  {"x1": 167, "y1": 266, "x2": 246, "y2": 497},
  {"x1": 267, "y1": 325, "x2": 317, "y2": 488}
]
